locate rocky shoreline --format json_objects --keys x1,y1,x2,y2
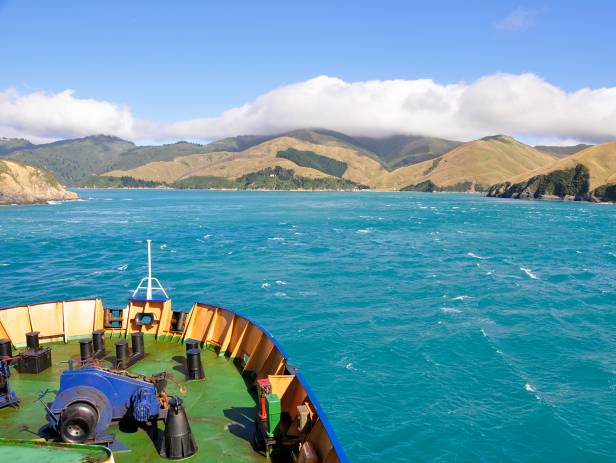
[
  {"x1": 486, "y1": 164, "x2": 616, "y2": 203},
  {"x1": 0, "y1": 160, "x2": 78, "y2": 205}
]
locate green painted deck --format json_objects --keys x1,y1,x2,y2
[
  {"x1": 0, "y1": 339, "x2": 266, "y2": 463},
  {"x1": 0, "y1": 439, "x2": 111, "y2": 463}
]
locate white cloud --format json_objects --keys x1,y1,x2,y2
[
  {"x1": 167, "y1": 74, "x2": 616, "y2": 144},
  {"x1": 0, "y1": 88, "x2": 142, "y2": 143},
  {"x1": 2, "y1": 73, "x2": 616, "y2": 145},
  {"x1": 494, "y1": 7, "x2": 545, "y2": 32}
]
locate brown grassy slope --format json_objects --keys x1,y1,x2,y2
[
  {"x1": 502, "y1": 142, "x2": 616, "y2": 190},
  {"x1": 374, "y1": 136, "x2": 557, "y2": 190},
  {"x1": 104, "y1": 136, "x2": 387, "y2": 185}
]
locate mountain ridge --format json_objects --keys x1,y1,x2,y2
[{"x1": 3, "y1": 131, "x2": 612, "y2": 199}]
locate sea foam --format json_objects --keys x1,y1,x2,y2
[{"x1": 520, "y1": 267, "x2": 539, "y2": 279}]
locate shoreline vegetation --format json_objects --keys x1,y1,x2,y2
[{"x1": 81, "y1": 167, "x2": 370, "y2": 192}]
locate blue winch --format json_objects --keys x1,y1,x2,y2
[
  {"x1": 45, "y1": 365, "x2": 197, "y2": 459},
  {"x1": 46, "y1": 366, "x2": 163, "y2": 443}
]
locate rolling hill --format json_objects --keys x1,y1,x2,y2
[
  {"x1": 374, "y1": 135, "x2": 557, "y2": 191},
  {"x1": 487, "y1": 142, "x2": 616, "y2": 201},
  {"x1": 264, "y1": 129, "x2": 460, "y2": 170},
  {"x1": 3, "y1": 130, "x2": 461, "y2": 187},
  {"x1": 100, "y1": 136, "x2": 387, "y2": 187}
]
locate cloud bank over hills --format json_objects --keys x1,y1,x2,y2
[{"x1": 2, "y1": 73, "x2": 616, "y2": 144}]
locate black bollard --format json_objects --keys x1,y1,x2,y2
[
  {"x1": 160, "y1": 396, "x2": 198, "y2": 459},
  {"x1": 79, "y1": 339, "x2": 94, "y2": 362},
  {"x1": 186, "y1": 348, "x2": 205, "y2": 380},
  {"x1": 92, "y1": 330, "x2": 106, "y2": 355},
  {"x1": 26, "y1": 331, "x2": 40, "y2": 351},
  {"x1": 0, "y1": 339, "x2": 11, "y2": 358},
  {"x1": 115, "y1": 340, "x2": 129, "y2": 369},
  {"x1": 131, "y1": 332, "x2": 144, "y2": 357},
  {"x1": 185, "y1": 339, "x2": 198, "y2": 352}
]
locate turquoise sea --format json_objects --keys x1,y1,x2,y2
[{"x1": 1, "y1": 190, "x2": 615, "y2": 462}]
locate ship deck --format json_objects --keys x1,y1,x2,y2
[{"x1": 0, "y1": 338, "x2": 266, "y2": 463}]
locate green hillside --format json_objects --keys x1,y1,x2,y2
[
  {"x1": 7, "y1": 135, "x2": 135, "y2": 185},
  {"x1": 201, "y1": 134, "x2": 275, "y2": 152},
  {"x1": 0, "y1": 137, "x2": 35, "y2": 156},
  {"x1": 487, "y1": 165, "x2": 590, "y2": 199},
  {"x1": 276, "y1": 148, "x2": 348, "y2": 177},
  {"x1": 236, "y1": 166, "x2": 366, "y2": 190}
]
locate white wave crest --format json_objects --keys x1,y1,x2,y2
[
  {"x1": 467, "y1": 252, "x2": 486, "y2": 259},
  {"x1": 345, "y1": 363, "x2": 357, "y2": 371},
  {"x1": 525, "y1": 383, "x2": 536, "y2": 392},
  {"x1": 520, "y1": 267, "x2": 539, "y2": 279},
  {"x1": 440, "y1": 307, "x2": 461, "y2": 314}
]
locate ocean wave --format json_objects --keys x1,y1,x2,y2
[
  {"x1": 356, "y1": 229, "x2": 372, "y2": 235},
  {"x1": 525, "y1": 383, "x2": 540, "y2": 399},
  {"x1": 117, "y1": 264, "x2": 128, "y2": 271},
  {"x1": 261, "y1": 282, "x2": 271, "y2": 289},
  {"x1": 275, "y1": 280, "x2": 287, "y2": 285},
  {"x1": 467, "y1": 252, "x2": 486, "y2": 259},
  {"x1": 273, "y1": 292, "x2": 287, "y2": 297},
  {"x1": 46, "y1": 200, "x2": 62, "y2": 205},
  {"x1": 268, "y1": 237, "x2": 285, "y2": 241},
  {"x1": 451, "y1": 295, "x2": 471, "y2": 301},
  {"x1": 520, "y1": 267, "x2": 539, "y2": 279},
  {"x1": 440, "y1": 307, "x2": 461, "y2": 314}
]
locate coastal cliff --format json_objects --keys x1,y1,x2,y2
[
  {"x1": 486, "y1": 143, "x2": 616, "y2": 203},
  {"x1": 0, "y1": 160, "x2": 78, "y2": 205}
]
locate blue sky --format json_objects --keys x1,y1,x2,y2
[{"x1": 1, "y1": 1, "x2": 616, "y2": 143}]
